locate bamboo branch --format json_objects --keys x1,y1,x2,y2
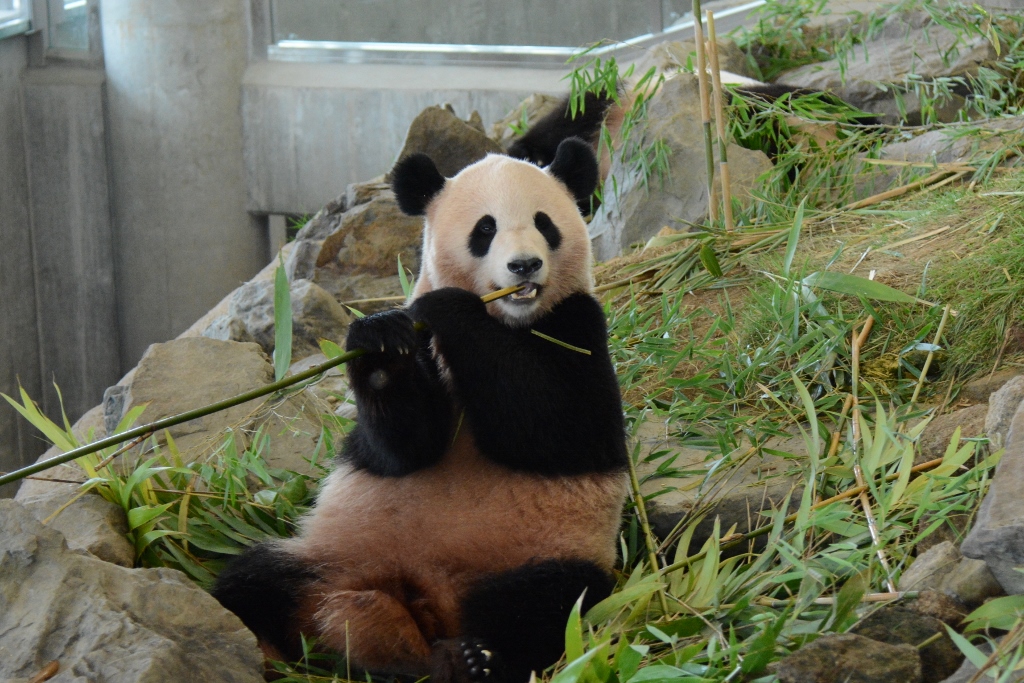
[
  {"x1": 909, "y1": 304, "x2": 951, "y2": 406},
  {"x1": 706, "y1": 12, "x2": 734, "y2": 235},
  {"x1": 692, "y1": 0, "x2": 716, "y2": 224},
  {"x1": 842, "y1": 170, "x2": 956, "y2": 211},
  {"x1": 0, "y1": 284, "x2": 525, "y2": 488}
]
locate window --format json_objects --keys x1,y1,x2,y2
[{"x1": 0, "y1": 0, "x2": 31, "y2": 40}]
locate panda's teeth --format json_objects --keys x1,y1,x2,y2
[{"x1": 510, "y1": 284, "x2": 539, "y2": 300}]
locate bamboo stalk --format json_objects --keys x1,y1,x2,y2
[
  {"x1": 842, "y1": 170, "x2": 954, "y2": 211},
  {"x1": 706, "y1": 12, "x2": 734, "y2": 234},
  {"x1": 692, "y1": 0, "x2": 716, "y2": 224},
  {"x1": 754, "y1": 591, "x2": 917, "y2": 607},
  {"x1": 0, "y1": 284, "x2": 526, "y2": 488},
  {"x1": 628, "y1": 448, "x2": 671, "y2": 614},
  {"x1": 849, "y1": 316, "x2": 898, "y2": 593},
  {"x1": 909, "y1": 304, "x2": 951, "y2": 406}
]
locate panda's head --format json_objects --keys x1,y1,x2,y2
[{"x1": 392, "y1": 138, "x2": 598, "y2": 326}]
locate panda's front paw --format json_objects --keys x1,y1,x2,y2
[
  {"x1": 345, "y1": 308, "x2": 417, "y2": 356},
  {"x1": 409, "y1": 287, "x2": 486, "y2": 329},
  {"x1": 431, "y1": 638, "x2": 503, "y2": 683}
]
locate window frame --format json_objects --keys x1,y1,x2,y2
[{"x1": 0, "y1": 0, "x2": 31, "y2": 40}]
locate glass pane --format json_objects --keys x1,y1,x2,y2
[
  {"x1": 271, "y1": 0, "x2": 661, "y2": 47},
  {"x1": 49, "y1": 0, "x2": 89, "y2": 52},
  {"x1": 0, "y1": 0, "x2": 28, "y2": 27}
]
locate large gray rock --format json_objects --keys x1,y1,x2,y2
[
  {"x1": 985, "y1": 375, "x2": 1024, "y2": 451},
  {"x1": 393, "y1": 105, "x2": 503, "y2": 179},
  {"x1": 21, "y1": 491, "x2": 135, "y2": 568},
  {"x1": 589, "y1": 74, "x2": 772, "y2": 261},
  {"x1": 900, "y1": 543, "x2": 1004, "y2": 610},
  {"x1": 961, "y1": 368, "x2": 1022, "y2": 404},
  {"x1": 776, "y1": 633, "x2": 922, "y2": 683},
  {"x1": 101, "y1": 336, "x2": 328, "y2": 474},
  {"x1": 207, "y1": 278, "x2": 352, "y2": 361},
  {"x1": 0, "y1": 499, "x2": 263, "y2": 683},
  {"x1": 103, "y1": 337, "x2": 274, "y2": 461},
  {"x1": 962, "y1": 396, "x2": 1024, "y2": 594},
  {"x1": 778, "y1": 11, "x2": 996, "y2": 124}
]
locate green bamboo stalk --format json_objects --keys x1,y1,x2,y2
[{"x1": 0, "y1": 284, "x2": 525, "y2": 488}]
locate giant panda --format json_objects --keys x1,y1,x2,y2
[{"x1": 212, "y1": 137, "x2": 629, "y2": 683}]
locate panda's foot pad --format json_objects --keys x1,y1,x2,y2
[{"x1": 432, "y1": 638, "x2": 502, "y2": 683}]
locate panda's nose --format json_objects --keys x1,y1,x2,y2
[{"x1": 508, "y1": 257, "x2": 543, "y2": 276}]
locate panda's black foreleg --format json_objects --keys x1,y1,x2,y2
[
  {"x1": 211, "y1": 542, "x2": 317, "y2": 662},
  {"x1": 432, "y1": 559, "x2": 615, "y2": 683},
  {"x1": 342, "y1": 307, "x2": 454, "y2": 476}
]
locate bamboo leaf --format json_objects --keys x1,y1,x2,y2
[
  {"x1": 802, "y1": 271, "x2": 919, "y2": 303},
  {"x1": 565, "y1": 594, "x2": 585, "y2": 665},
  {"x1": 699, "y1": 242, "x2": 723, "y2": 278},
  {"x1": 549, "y1": 643, "x2": 608, "y2": 683},
  {"x1": 127, "y1": 502, "x2": 175, "y2": 531},
  {"x1": 397, "y1": 254, "x2": 413, "y2": 298},
  {"x1": 319, "y1": 339, "x2": 344, "y2": 359}
]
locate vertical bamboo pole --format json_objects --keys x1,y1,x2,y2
[
  {"x1": 706, "y1": 12, "x2": 735, "y2": 235},
  {"x1": 692, "y1": 0, "x2": 717, "y2": 224}
]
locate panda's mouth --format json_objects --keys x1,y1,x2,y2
[{"x1": 508, "y1": 282, "x2": 541, "y2": 303}]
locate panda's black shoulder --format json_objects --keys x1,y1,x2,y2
[{"x1": 533, "y1": 291, "x2": 610, "y2": 342}]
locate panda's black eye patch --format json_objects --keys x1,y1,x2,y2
[
  {"x1": 534, "y1": 212, "x2": 562, "y2": 251},
  {"x1": 468, "y1": 215, "x2": 497, "y2": 258}
]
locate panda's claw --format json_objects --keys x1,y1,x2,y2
[
  {"x1": 433, "y1": 637, "x2": 501, "y2": 683},
  {"x1": 344, "y1": 308, "x2": 418, "y2": 359}
]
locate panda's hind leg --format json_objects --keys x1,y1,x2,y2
[
  {"x1": 309, "y1": 587, "x2": 434, "y2": 674},
  {"x1": 434, "y1": 559, "x2": 615, "y2": 683},
  {"x1": 211, "y1": 543, "x2": 317, "y2": 662}
]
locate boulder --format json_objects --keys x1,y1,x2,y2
[
  {"x1": 776, "y1": 633, "x2": 922, "y2": 683},
  {"x1": 850, "y1": 604, "x2": 964, "y2": 682},
  {"x1": 589, "y1": 74, "x2": 772, "y2": 260},
  {"x1": 916, "y1": 404, "x2": 988, "y2": 465},
  {"x1": 633, "y1": 39, "x2": 757, "y2": 80},
  {"x1": 777, "y1": 11, "x2": 996, "y2": 124},
  {"x1": 206, "y1": 278, "x2": 352, "y2": 361},
  {"x1": 903, "y1": 591, "x2": 968, "y2": 629},
  {"x1": 0, "y1": 499, "x2": 264, "y2": 683},
  {"x1": 961, "y1": 368, "x2": 1022, "y2": 404},
  {"x1": 393, "y1": 105, "x2": 503, "y2": 179},
  {"x1": 21, "y1": 491, "x2": 135, "y2": 568},
  {"x1": 900, "y1": 542, "x2": 1004, "y2": 610},
  {"x1": 962, "y1": 396, "x2": 1024, "y2": 594},
  {"x1": 985, "y1": 375, "x2": 1024, "y2": 450},
  {"x1": 102, "y1": 338, "x2": 273, "y2": 462},
  {"x1": 635, "y1": 419, "x2": 802, "y2": 554}
]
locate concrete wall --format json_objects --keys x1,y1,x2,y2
[
  {"x1": 272, "y1": 0, "x2": 691, "y2": 45},
  {"x1": 243, "y1": 61, "x2": 566, "y2": 214},
  {"x1": 0, "y1": 35, "x2": 44, "y2": 497},
  {"x1": 21, "y1": 67, "x2": 120, "y2": 423},
  {"x1": 101, "y1": 0, "x2": 269, "y2": 369}
]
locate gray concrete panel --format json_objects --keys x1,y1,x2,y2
[
  {"x1": 101, "y1": 0, "x2": 269, "y2": 370},
  {"x1": 242, "y1": 61, "x2": 567, "y2": 215},
  {"x1": 21, "y1": 67, "x2": 120, "y2": 423},
  {"x1": 0, "y1": 35, "x2": 44, "y2": 496}
]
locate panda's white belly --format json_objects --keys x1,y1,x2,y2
[{"x1": 286, "y1": 428, "x2": 627, "y2": 587}]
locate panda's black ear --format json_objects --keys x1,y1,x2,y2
[
  {"x1": 546, "y1": 137, "x2": 599, "y2": 204},
  {"x1": 392, "y1": 154, "x2": 446, "y2": 216}
]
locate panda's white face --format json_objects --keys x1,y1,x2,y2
[{"x1": 413, "y1": 154, "x2": 592, "y2": 326}]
